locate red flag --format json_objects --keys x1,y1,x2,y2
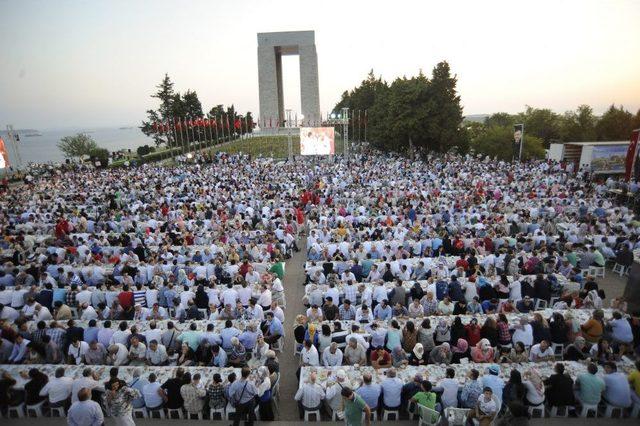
[
  {"x1": 204, "y1": 118, "x2": 210, "y2": 127},
  {"x1": 0, "y1": 137, "x2": 10, "y2": 169},
  {"x1": 176, "y1": 119, "x2": 182, "y2": 131},
  {"x1": 625, "y1": 129, "x2": 640, "y2": 181},
  {"x1": 234, "y1": 118, "x2": 241, "y2": 130},
  {"x1": 211, "y1": 118, "x2": 217, "y2": 128},
  {"x1": 152, "y1": 122, "x2": 159, "y2": 132}
]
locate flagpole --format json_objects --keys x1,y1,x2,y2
[
  {"x1": 170, "y1": 117, "x2": 179, "y2": 161},
  {"x1": 364, "y1": 110, "x2": 368, "y2": 143}
]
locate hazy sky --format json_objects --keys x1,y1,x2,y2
[{"x1": 1, "y1": 0, "x2": 639, "y2": 130}]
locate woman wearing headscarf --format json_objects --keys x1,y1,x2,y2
[
  {"x1": 480, "y1": 317, "x2": 499, "y2": 347},
  {"x1": 451, "y1": 338, "x2": 470, "y2": 363},
  {"x1": 530, "y1": 313, "x2": 551, "y2": 344},
  {"x1": 408, "y1": 343, "x2": 427, "y2": 365},
  {"x1": 429, "y1": 342, "x2": 452, "y2": 365},
  {"x1": 304, "y1": 323, "x2": 319, "y2": 347},
  {"x1": 471, "y1": 339, "x2": 495, "y2": 363},
  {"x1": 522, "y1": 368, "x2": 545, "y2": 406},
  {"x1": 588, "y1": 337, "x2": 616, "y2": 364},
  {"x1": 583, "y1": 289, "x2": 603, "y2": 309},
  {"x1": 450, "y1": 317, "x2": 467, "y2": 343},
  {"x1": 434, "y1": 319, "x2": 451, "y2": 345},
  {"x1": 256, "y1": 366, "x2": 274, "y2": 421},
  {"x1": 549, "y1": 312, "x2": 569, "y2": 344},
  {"x1": 176, "y1": 269, "x2": 189, "y2": 287}
]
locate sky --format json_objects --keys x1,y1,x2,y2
[{"x1": 1, "y1": 0, "x2": 639, "y2": 130}]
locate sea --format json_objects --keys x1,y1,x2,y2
[{"x1": 0, "y1": 126, "x2": 153, "y2": 166}]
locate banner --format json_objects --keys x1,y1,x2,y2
[
  {"x1": 625, "y1": 129, "x2": 640, "y2": 181},
  {"x1": 591, "y1": 144, "x2": 628, "y2": 174},
  {"x1": 513, "y1": 124, "x2": 523, "y2": 161},
  {"x1": 0, "y1": 137, "x2": 9, "y2": 169},
  {"x1": 300, "y1": 127, "x2": 335, "y2": 156}
]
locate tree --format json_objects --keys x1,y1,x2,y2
[
  {"x1": 484, "y1": 113, "x2": 515, "y2": 128},
  {"x1": 471, "y1": 126, "x2": 545, "y2": 161},
  {"x1": 57, "y1": 133, "x2": 99, "y2": 158},
  {"x1": 560, "y1": 104, "x2": 596, "y2": 142},
  {"x1": 89, "y1": 147, "x2": 110, "y2": 167},
  {"x1": 335, "y1": 62, "x2": 465, "y2": 153},
  {"x1": 141, "y1": 73, "x2": 176, "y2": 147},
  {"x1": 516, "y1": 106, "x2": 562, "y2": 148},
  {"x1": 595, "y1": 104, "x2": 635, "y2": 140}
]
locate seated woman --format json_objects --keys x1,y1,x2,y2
[
  {"x1": 508, "y1": 342, "x2": 529, "y2": 363},
  {"x1": 588, "y1": 338, "x2": 616, "y2": 364},
  {"x1": 471, "y1": 339, "x2": 495, "y2": 363},
  {"x1": 451, "y1": 338, "x2": 470, "y2": 364},
  {"x1": 408, "y1": 343, "x2": 427, "y2": 366}
]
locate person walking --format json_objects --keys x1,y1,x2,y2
[{"x1": 342, "y1": 386, "x2": 371, "y2": 426}]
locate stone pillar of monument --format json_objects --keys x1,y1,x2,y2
[{"x1": 257, "y1": 31, "x2": 321, "y2": 128}]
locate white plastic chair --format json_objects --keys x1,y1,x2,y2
[
  {"x1": 528, "y1": 404, "x2": 545, "y2": 418},
  {"x1": 604, "y1": 403, "x2": 625, "y2": 418},
  {"x1": 49, "y1": 406, "x2": 66, "y2": 417},
  {"x1": 209, "y1": 407, "x2": 225, "y2": 420},
  {"x1": 166, "y1": 408, "x2": 183, "y2": 419},
  {"x1": 147, "y1": 406, "x2": 166, "y2": 419},
  {"x1": 579, "y1": 403, "x2": 598, "y2": 417},
  {"x1": 589, "y1": 265, "x2": 605, "y2": 278},
  {"x1": 7, "y1": 403, "x2": 25, "y2": 418},
  {"x1": 418, "y1": 404, "x2": 441, "y2": 426},
  {"x1": 612, "y1": 263, "x2": 628, "y2": 276},
  {"x1": 549, "y1": 405, "x2": 571, "y2": 417},
  {"x1": 383, "y1": 408, "x2": 400, "y2": 420},
  {"x1": 132, "y1": 407, "x2": 147, "y2": 419},
  {"x1": 25, "y1": 400, "x2": 46, "y2": 417},
  {"x1": 225, "y1": 402, "x2": 236, "y2": 420},
  {"x1": 551, "y1": 343, "x2": 564, "y2": 360},
  {"x1": 303, "y1": 408, "x2": 321, "y2": 421},
  {"x1": 445, "y1": 407, "x2": 471, "y2": 425}
]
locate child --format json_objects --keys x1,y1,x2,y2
[{"x1": 466, "y1": 387, "x2": 497, "y2": 426}]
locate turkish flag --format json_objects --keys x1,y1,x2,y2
[
  {"x1": 625, "y1": 129, "x2": 640, "y2": 181},
  {"x1": 234, "y1": 119, "x2": 241, "y2": 130}
]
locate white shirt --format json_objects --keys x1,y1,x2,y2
[
  {"x1": 143, "y1": 381, "x2": 164, "y2": 408},
  {"x1": 71, "y1": 377, "x2": 102, "y2": 402},
  {"x1": 67, "y1": 341, "x2": 90, "y2": 364},
  {"x1": 322, "y1": 347, "x2": 343, "y2": 366},
  {"x1": 512, "y1": 324, "x2": 533, "y2": 346},
  {"x1": 0, "y1": 306, "x2": 19, "y2": 321},
  {"x1": 221, "y1": 288, "x2": 238, "y2": 306},
  {"x1": 301, "y1": 345, "x2": 320, "y2": 366},
  {"x1": 294, "y1": 382, "x2": 325, "y2": 408},
  {"x1": 110, "y1": 330, "x2": 131, "y2": 346},
  {"x1": 529, "y1": 344, "x2": 554, "y2": 361},
  {"x1": 438, "y1": 378, "x2": 459, "y2": 408},
  {"x1": 237, "y1": 287, "x2": 253, "y2": 305},
  {"x1": 39, "y1": 376, "x2": 74, "y2": 403},
  {"x1": 76, "y1": 290, "x2": 93, "y2": 306},
  {"x1": 80, "y1": 306, "x2": 98, "y2": 320}
]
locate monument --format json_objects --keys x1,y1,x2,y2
[{"x1": 257, "y1": 31, "x2": 321, "y2": 128}]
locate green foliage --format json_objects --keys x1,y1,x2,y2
[
  {"x1": 335, "y1": 62, "x2": 465, "y2": 154},
  {"x1": 57, "y1": 133, "x2": 98, "y2": 158},
  {"x1": 471, "y1": 126, "x2": 545, "y2": 161},
  {"x1": 141, "y1": 74, "x2": 253, "y2": 150},
  {"x1": 88, "y1": 147, "x2": 110, "y2": 167},
  {"x1": 595, "y1": 104, "x2": 636, "y2": 141},
  {"x1": 136, "y1": 145, "x2": 155, "y2": 156},
  {"x1": 483, "y1": 104, "x2": 640, "y2": 148}
]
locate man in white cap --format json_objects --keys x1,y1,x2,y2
[{"x1": 325, "y1": 369, "x2": 352, "y2": 420}]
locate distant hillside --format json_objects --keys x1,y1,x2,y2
[{"x1": 463, "y1": 114, "x2": 489, "y2": 123}]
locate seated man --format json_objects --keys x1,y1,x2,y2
[
  {"x1": 574, "y1": 363, "x2": 605, "y2": 408},
  {"x1": 370, "y1": 346, "x2": 392, "y2": 369},
  {"x1": 602, "y1": 361, "x2": 632, "y2": 408},
  {"x1": 465, "y1": 387, "x2": 498, "y2": 426}
]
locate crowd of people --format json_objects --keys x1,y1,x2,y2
[
  {"x1": 2, "y1": 146, "x2": 640, "y2": 424},
  {"x1": 292, "y1": 149, "x2": 640, "y2": 424},
  {"x1": 0, "y1": 152, "x2": 303, "y2": 424}
]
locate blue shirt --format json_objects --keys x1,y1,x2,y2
[
  {"x1": 356, "y1": 383, "x2": 381, "y2": 409},
  {"x1": 83, "y1": 327, "x2": 99, "y2": 344},
  {"x1": 603, "y1": 372, "x2": 632, "y2": 407},
  {"x1": 268, "y1": 317, "x2": 284, "y2": 337},
  {"x1": 609, "y1": 319, "x2": 633, "y2": 343},
  {"x1": 53, "y1": 288, "x2": 67, "y2": 304},
  {"x1": 220, "y1": 327, "x2": 241, "y2": 349},
  {"x1": 211, "y1": 350, "x2": 228, "y2": 367},
  {"x1": 381, "y1": 378, "x2": 403, "y2": 408},
  {"x1": 481, "y1": 375, "x2": 504, "y2": 401},
  {"x1": 374, "y1": 304, "x2": 392, "y2": 320},
  {"x1": 129, "y1": 377, "x2": 149, "y2": 408},
  {"x1": 68, "y1": 400, "x2": 104, "y2": 426},
  {"x1": 238, "y1": 330, "x2": 258, "y2": 350}
]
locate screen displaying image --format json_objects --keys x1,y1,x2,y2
[{"x1": 300, "y1": 127, "x2": 335, "y2": 156}]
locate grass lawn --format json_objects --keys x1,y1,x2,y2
[{"x1": 205, "y1": 135, "x2": 346, "y2": 158}]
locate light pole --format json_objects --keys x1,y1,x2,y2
[
  {"x1": 341, "y1": 107, "x2": 349, "y2": 159},
  {"x1": 286, "y1": 109, "x2": 293, "y2": 161}
]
